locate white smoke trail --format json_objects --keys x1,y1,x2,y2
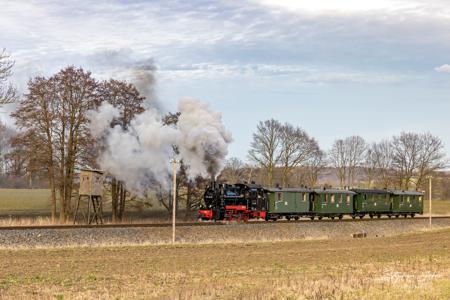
[
  {"x1": 89, "y1": 98, "x2": 232, "y2": 195},
  {"x1": 177, "y1": 99, "x2": 232, "y2": 179}
]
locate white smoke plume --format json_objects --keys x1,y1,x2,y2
[
  {"x1": 177, "y1": 100, "x2": 232, "y2": 178},
  {"x1": 89, "y1": 98, "x2": 232, "y2": 195},
  {"x1": 86, "y1": 49, "x2": 162, "y2": 111}
]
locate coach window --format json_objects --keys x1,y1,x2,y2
[
  {"x1": 331, "y1": 194, "x2": 335, "y2": 203},
  {"x1": 339, "y1": 194, "x2": 343, "y2": 203},
  {"x1": 324, "y1": 194, "x2": 328, "y2": 203},
  {"x1": 303, "y1": 193, "x2": 307, "y2": 202},
  {"x1": 400, "y1": 196, "x2": 404, "y2": 204},
  {"x1": 407, "y1": 196, "x2": 411, "y2": 203},
  {"x1": 346, "y1": 195, "x2": 351, "y2": 204},
  {"x1": 419, "y1": 196, "x2": 423, "y2": 203},
  {"x1": 277, "y1": 193, "x2": 283, "y2": 202}
]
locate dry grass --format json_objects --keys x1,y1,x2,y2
[
  {"x1": 0, "y1": 216, "x2": 58, "y2": 227},
  {"x1": 0, "y1": 228, "x2": 450, "y2": 299},
  {"x1": 0, "y1": 214, "x2": 196, "y2": 227}
]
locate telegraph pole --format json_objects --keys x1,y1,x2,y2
[
  {"x1": 172, "y1": 159, "x2": 177, "y2": 244},
  {"x1": 428, "y1": 175, "x2": 433, "y2": 230}
]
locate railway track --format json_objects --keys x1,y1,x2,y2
[{"x1": 0, "y1": 215, "x2": 449, "y2": 231}]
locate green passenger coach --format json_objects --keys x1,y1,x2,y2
[
  {"x1": 311, "y1": 189, "x2": 355, "y2": 220},
  {"x1": 352, "y1": 189, "x2": 392, "y2": 219},
  {"x1": 389, "y1": 190, "x2": 424, "y2": 218},
  {"x1": 265, "y1": 188, "x2": 311, "y2": 220}
]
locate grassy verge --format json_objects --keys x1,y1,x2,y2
[
  {"x1": 0, "y1": 189, "x2": 51, "y2": 213},
  {"x1": 0, "y1": 189, "x2": 173, "y2": 218},
  {"x1": 424, "y1": 199, "x2": 450, "y2": 215},
  {"x1": 0, "y1": 229, "x2": 450, "y2": 299}
]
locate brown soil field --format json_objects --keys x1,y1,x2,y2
[{"x1": 1, "y1": 228, "x2": 450, "y2": 299}]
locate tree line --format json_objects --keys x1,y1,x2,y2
[{"x1": 222, "y1": 119, "x2": 448, "y2": 194}]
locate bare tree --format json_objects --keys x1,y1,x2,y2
[
  {"x1": 363, "y1": 143, "x2": 378, "y2": 188},
  {"x1": 0, "y1": 123, "x2": 15, "y2": 174},
  {"x1": 12, "y1": 67, "x2": 99, "y2": 222},
  {"x1": 97, "y1": 79, "x2": 145, "y2": 221},
  {"x1": 248, "y1": 119, "x2": 282, "y2": 187},
  {"x1": 6, "y1": 131, "x2": 43, "y2": 187},
  {"x1": 301, "y1": 149, "x2": 326, "y2": 187},
  {"x1": 346, "y1": 136, "x2": 366, "y2": 186},
  {"x1": 391, "y1": 132, "x2": 446, "y2": 190},
  {"x1": 0, "y1": 49, "x2": 17, "y2": 104},
  {"x1": 279, "y1": 123, "x2": 319, "y2": 187},
  {"x1": 414, "y1": 133, "x2": 447, "y2": 188},
  {"x1": 13, "y1": 77, "x2": 58, "y2": 220},
  {"x1": 97, "y1": 79, "x2": 145, "y2": 129},
  {"x1": 372, "y1": 140, "x2": 394, "y2": 188},
  {"x1": 220, "y1": 157, "x2": 245, "y2": 183},
  {"x1": 391, "y1": 132, "x2": 420, "y2": 189},
  {"x1": 329, "y1": 139, "x2": 348, "y2": 188},
  {"x1": 329, "y1": 136, "x2": 366, "y2": 187}
]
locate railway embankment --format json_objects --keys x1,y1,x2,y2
[{"x1": 1, "y1": 217, "x2": 450, "y2": 248}]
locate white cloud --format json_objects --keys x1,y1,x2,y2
[
  {"x1": 250, "y1": 0, "x2": 450, "y2": 16},
  {"x1": 160, "y1": 63, "x2": 410, "y2": 84},
  {"x1": 252, "y1": 0, "x2": 413, "y2": 13},
  {"x1": 1, "y1": 0, "x2": 449, "y2": 91},
  {"x1": 434, "y1": 64, "x2": 450, "y2": 73}
]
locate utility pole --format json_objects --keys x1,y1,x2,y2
[
  {"x1": 428, "y1": 175, "x2": 432, "y2": 230},
  {"x1": 172, "y1": 159, "x2": 177, "y2": 244}
]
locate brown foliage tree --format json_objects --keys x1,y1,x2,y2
[
  {"x1": 97, "y1": 79, "x2": 145, "y2": 221},
  {"x1": 5, "y1": 131, "x2": 43, "y2": 187},
  {"x1": 12, "y1": 67, "x2": 99, "y2": 222}
]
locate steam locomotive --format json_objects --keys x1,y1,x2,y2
[
  {"x1": 199, "y1": 182, "x2": 267, "y2": 221},
  {"x1": 198, "y1": 182, "x2": 424, "y2": 221}
]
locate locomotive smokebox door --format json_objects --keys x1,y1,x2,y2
[{"x1": 79, "y1": 169, "x2": 104, "y2": 196}]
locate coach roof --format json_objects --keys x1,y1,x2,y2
[
  {"x1": 351, "y1": 188, "x2": 391, "y2": 194},
  {"x1": 313, "y1": 189, "x2": 356, "y2": 195},
  {"x1": 265, "y1": 187, "x2": 311, "y2": 193},
  {"x1": 388, "y1": 190, "x2": 424, "y2": 196}
]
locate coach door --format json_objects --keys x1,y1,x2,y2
[{"x1": 310, "y1": 193, "x2": 315, "y2": 211}]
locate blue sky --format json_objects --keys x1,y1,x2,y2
[{"x1": 1, "y1": 0, "x2": 450, "y2": 161}]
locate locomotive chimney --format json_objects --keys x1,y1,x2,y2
[{"x1": 211, "y1": 175, "x2": 216, "y2": 189}]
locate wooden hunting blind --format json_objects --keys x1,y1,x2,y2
[
  {"x1": 74, "y1": 169, "x2": 104, "y2": 225},
  {"x1": 79, "y1": 169, "x2": 104, "y2": 196}
]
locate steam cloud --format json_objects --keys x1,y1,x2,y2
[
  {"x1": 86, "y1": 49, "x2": 162, "y2": 110},
  {"x1": 89, "y1": 98, "x2": 232, "y2": 195}
]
